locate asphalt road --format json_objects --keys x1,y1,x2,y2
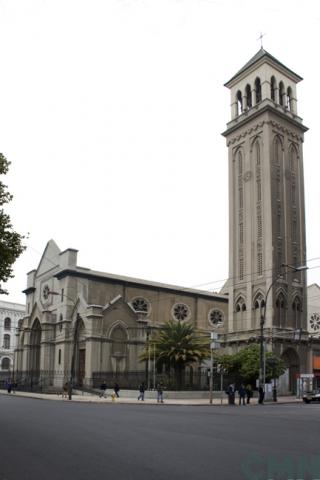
[{"x1": 0, "y1": 396, "x2": 319, "y2": 480}]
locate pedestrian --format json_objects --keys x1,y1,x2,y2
[
  {"x1": 138, "y1": 382, "x2": 145, "y2": 401},
  {"x1": 156, "y1": 382, "x2": 164, "y2": 403},
  {"x1": 114, "y1": 383, "x2": 120, "y2": 398},
  {"x1": 245, "y1": 384, "x2": 252, "y2": 404},
  {"x1": 6, "y1": 380, "x2": 12, "y2": 394},
  {"x1": 258, "y1": 385, "x2": 265, "y2": 404},
  {"x1": 99, "y1": 381, "x2": 107, "y2": 398},
  {"x1": 62, "y1": 382, "x2": 69, "y2": 399},
  {"x1": 238, "y1": 384, "x2": 246, "y2": 405},
  {"x1": 226, "y1": 384, "x2": 235, "y2": 405}
]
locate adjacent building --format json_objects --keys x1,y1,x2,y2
[{"x1": 0, "y1": 300, "x2": 25, "y2": 377}]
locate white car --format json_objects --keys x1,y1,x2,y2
[{"x1": 302, "y1": 390, "x2": 320, "y2": 404}]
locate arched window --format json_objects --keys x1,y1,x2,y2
[
  {"x1": 245, "y1": 84, "x2": 252, "y2": 108},
  {"x1": 238, "y1": 150, "x2": 243, "y2": 174},
  {"x1": 289, "y1": 144, "x2": 298, "y2": 172},
  {"x1": 292, "y1": 297, "x2": 302, "y2": 312},
  {"x1": 274, "y1": 137, "x2": 282, "y2": 203},
  {"x1": 4, "y1": 318, "x2": 11, "y2": 331},
  {"x1": 270, "y1": 76, "x2": 276, "y2": 101},
  {"x1": 236, "y1": 90, "x2": 243, "y2": 115},
  {"x1": 255, "y1": 77, "x2": 261, "y2": 104},
  {"x1": 238, "y1": 150, "x2": 243, "y2": 209},
  {"x1": 1, "y1": 357, "x2": 10, "y2": 370},
  {"x1": 276, "y1": 292, "x2": 286, "y2": 327},
  {"x1": 235, "y1": 297, "x2": 246, "y2": 313},
  {"x1": 279, "y1": 81, "x2": 285, "y2": 106},
  {"x1": 111, "y1": 325, "x2": 127, "y2": 356},
  {"x1": 3, "y1": 334, "x2": 10, "y2": 349},
  {"x1": 292, "y1": 296, "x2": 302, "y2": 329},
  {"x1": 287, "y1": 87, "x2": 293, "y2": 111}
]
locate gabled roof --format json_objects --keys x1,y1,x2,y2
[{"x1": 225, "y1": 48, "x2": 303, "y2": 87}]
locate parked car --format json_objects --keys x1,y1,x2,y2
[{"x1": 302, "y1": 390, "x2": 320, "y2": 404}]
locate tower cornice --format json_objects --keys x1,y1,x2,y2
[{"x1": 222, "y1": 101, "x2": 308, "y2": 141}]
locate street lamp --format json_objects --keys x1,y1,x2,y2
[
  {"x1": 209, "y1": 331, "x2": 221, "y2": 404},
  {"x1": 259, "y1": 263, "x2": 308, "y2": 394},
  {"x1": 49, "y1": 291, "x2": 80, "y2": 400}
]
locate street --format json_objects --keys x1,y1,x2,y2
[{"x1": 0, "y1": 396, "x2": 319, "y2": 480}]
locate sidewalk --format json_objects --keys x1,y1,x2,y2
[{"x1": 0, "y1": 389, "x2": 302, "y2": 406}]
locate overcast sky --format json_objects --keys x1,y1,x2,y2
[{"x1": 1, "y1": 0, "x2": 320, "y2": 305}]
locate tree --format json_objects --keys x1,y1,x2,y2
[
  {"x1": 214, "y1": 344, "x2": 286, "y2": 385},
  {"x1": 140, "y1": 320, "x2": 210, "y2": 388},
  {"x1": 0, "y1": 153, "x2": 26, "y2": 294}
]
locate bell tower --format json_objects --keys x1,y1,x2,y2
[{"x1": 222, "y1": 48, "x2": 309, "y2": 381}]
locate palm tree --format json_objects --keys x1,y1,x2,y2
[{"x1": 140, "y1": 320, "x2": 210, "y2": 388}]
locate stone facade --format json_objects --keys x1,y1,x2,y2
[
  {"x1": 15, "y1": 240, "x2": 228, "y2": 389},
  {"x1": 0, "y1": 300, "x2": 25, "y2": 374}
]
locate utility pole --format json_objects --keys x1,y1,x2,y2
[{"x1": 209, "y1": 332, "x2": 220, "y2": 405}]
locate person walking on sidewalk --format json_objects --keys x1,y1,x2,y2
[
  {"x1": 114, "y1": 383, "x2": 120, "y2": 398},
  {"x1": 99, "y1": 381, "x2": 107, "y2": 398},
  {"x1": 245, "y1": 384, "x2": 252, "y2": 404},
  {"x1": 258, "y1": 385, "x2": 265, "y2": 404},
  {"x1": 226, "y1": 384, "x2": 235, "y2": 405},
  {"x1": 138, "y1": 382, "x2": 146, "y2": 401},
  {"x1": 238, "y1": 384, "x2": 246, "y2": 405},
  {"x1": 156, "y1": 382, "x2": 164, "y2": 403}
]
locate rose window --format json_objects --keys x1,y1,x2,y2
[
  {"x1": 42, "y1": 285, "x2": 50, "y2": 300},
  {"x1": 131, "y1": 297, "x2": 149, "y2": 314},
  {"x1": 209, "y1": 309, "x2": 223, "y2": 326},
  {"x1": 172, "y1": 303, "x2": 190, "y2": 321},
  {"x1": 310, "y1": 313, "x2": 320, "y2": 331}
]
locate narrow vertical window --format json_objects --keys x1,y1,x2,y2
[
  {"x1": 61, "y1": 289, "x2": 64, "y2": 302},
  {"x1": 255, "y1": 77, "x2": 261, "y2": 103},
  {"x1": 236, "y1": 90, "x2": 243, "y2": 115},
  {"x1": 239, "y1": 257, "x2": 244, "y2": 280},
  {"x1": 287, "y1": 87, "x2": 292, "y2": 111},
  {"x1": 279, "y1": 81, "x2": 284, "y2": 106},
  {"x1": 257, "y1": 214, "x2": 262, "y2": 238},
  {"x1": 257, "y1": 253, "x2": 263, "y2": 276},
  {"x1": 239, "y1": 223, "x2": 244, "y2": 244},
  {"x1": 246, "y1": 84, "x2": 252, "y2": 108},
  {"x1": 270, "y1": 76, "x2": 276, "y2": 101},
  {"x1": 58, "y1": 349, "x2": 61, "y2": 365}
]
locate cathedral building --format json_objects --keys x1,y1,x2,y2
[
  {"x1": 15, "y1": 240, "x2": 227, "y2": 389},
  {"x1": 16, "y1": 48, "x2": 317, "y2": 393}
]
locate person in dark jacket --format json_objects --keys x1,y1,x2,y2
[
  {"x1": 114, "y1": 383, "x2": 120, "y2": 398},
  {"x1": 99, "y1": 381, "x2": 107, "y2": 398},
  {"x1": 226, "y1": 384, "x2": 235, "y2": 405},
  {"x1": 245, "y1": 384, "x2": 253, "y2": 404},
  {"x1": 156, "y1": 382, "x2": 164, "y2": 403},
  {"x1": 238, "y1": 384, "x2": 246, "y2": 405},
  {"x1": 258, "y1": 386, "x2": 265, "y2": 404},
  {"x1": 138, "y1": 382, "x2": 146, "y2": 401}
]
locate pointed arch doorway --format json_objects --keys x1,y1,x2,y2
[
  {"x1": 29, "y1": 319, "x2": 42, "y2": 387},
  {"x1": 72, "y1": 316, "x2": 86, "y2": 387}
]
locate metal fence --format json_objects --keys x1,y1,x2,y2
[{"x1": 2, "y1": 369, "x2": 241, "y2": 393}]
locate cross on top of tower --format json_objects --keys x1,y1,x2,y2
[{"x1": 257, "y1": 32, "x2": 266, "y2": 49}]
